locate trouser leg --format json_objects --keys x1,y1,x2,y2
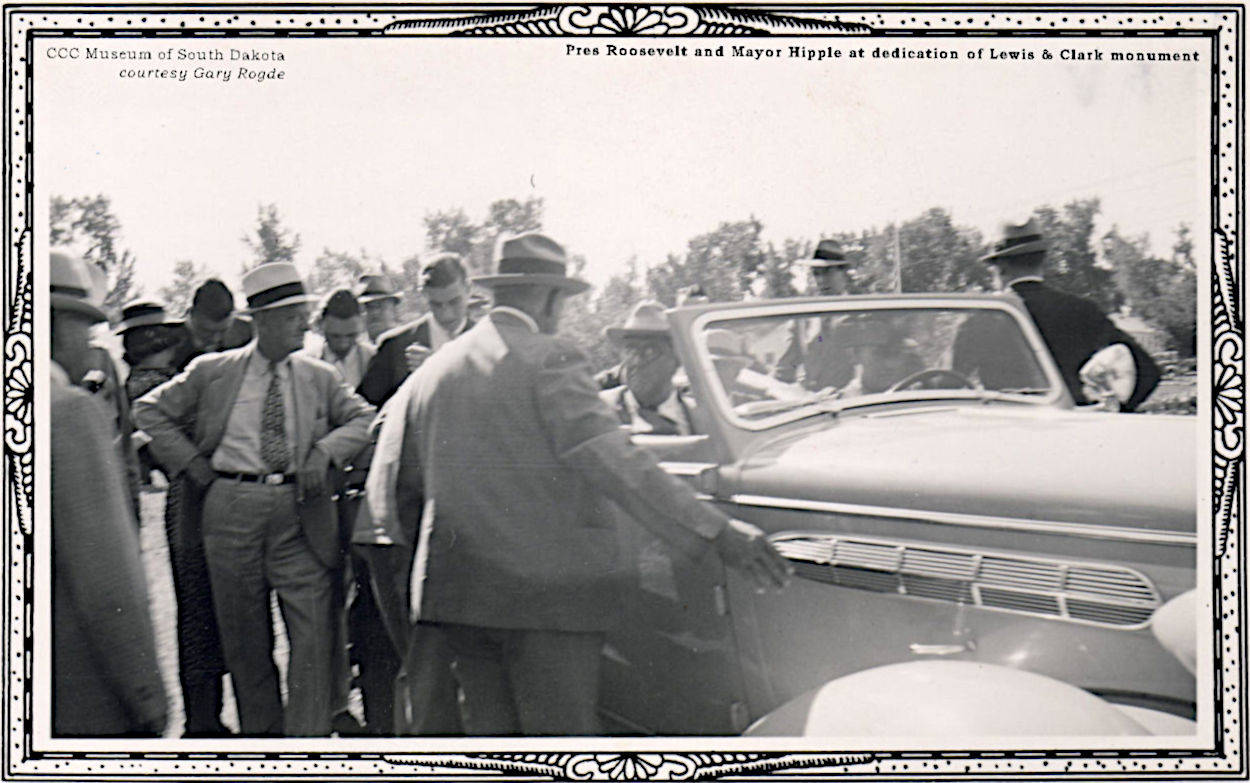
[
  {"x1": 507, "y1": 629, "x2": 604, "y2": 736},
  {"x1": 201, "y1": 481, "x2": 283, "y2": 735},
  {"x1": 351, "y1": 556, "x2": 400, "y2": 734},
  {"x1": 165, "y1": 481, "x2": 227, "y2": 735},
  {"x1": 438, "y1": 624, "x2": 517, "y2": 735},
  {"x1": 266, "y1": 494, "x2": 335, "y2": 737}
]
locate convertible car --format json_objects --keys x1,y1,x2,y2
[{"x1": 597, "y1": 295, "x2": 1197, "y2": 736}]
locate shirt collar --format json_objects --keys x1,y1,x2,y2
[{"x1": 490, "y1": 306, "x2": 540, "y2": 334}]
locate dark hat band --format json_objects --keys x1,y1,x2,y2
[
  {"x1": 497, "y1": 256, "x2": 568, "y2": 277},
  {"x1": 247, "y1": 281, "x2": 308, "y2": 309},
  {"x1": 813, "y1": 247, "x2": 846, "y2": 262},
  {"x1": 51, "y1": 283, "x2": 90, "y2": 299},
  {"x1": 993, "y1": 233, "x2": 1043, "y2": 254},
  {"x1": 121, "y1": 302, "x2": 165, "y2": 320}
]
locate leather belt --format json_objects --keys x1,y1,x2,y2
[{"x1": 215, "y1": 471, "x2": 294, "y2": 485}]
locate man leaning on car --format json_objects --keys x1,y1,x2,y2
[{"x1": 367, "y1": 232, "x2": 792, "y2": 735}]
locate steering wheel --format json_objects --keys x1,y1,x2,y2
[{"x1": 887, "y1": 368, "x2": 975, "y2": 392}]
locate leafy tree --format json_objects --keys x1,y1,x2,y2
[
  {"x1": 241, "y1": 203, "x2": 301, "y2": 273},
  {"x1": 1103, "y1": 226, "x2": 1197, "y2": 357},
  {"x1": 895, "y1": 208, "x2": 988, "y2": 293},
  {"x1": 424, "y1": 196, "x2": 545, "y2": 276},
  {"x1": 1172, "y1": 222, "x2": 1195, "y2": 271},
  {"x1": 1028, "y1": 198, "x2": 1118, "y2": 311},
  {"x1": 49, "y1": 194, "x2": 141, "y2": 313},
  {"x1": 646, "y1": 218, "x2": 763, "y2": 305},
  {"x1": 158, "y1": 259, "x2": 211, "y2": 316}
]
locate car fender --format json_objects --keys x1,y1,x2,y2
[{"x1": 743, "y1": 660, "x2": 1151, "y2": 737}]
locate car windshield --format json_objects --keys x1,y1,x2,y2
[{"x1": 696, "y1": 304, "x2": 1057, "y2": 424}]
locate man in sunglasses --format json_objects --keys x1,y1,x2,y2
[{"x1": 599, "y1": 301, "x2": 694, "y2": 436}]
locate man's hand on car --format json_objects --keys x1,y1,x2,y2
[{"x1": 715, "y1": 518, "x2": 793, "y2": 590}]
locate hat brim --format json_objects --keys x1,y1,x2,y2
[
  {"x1": 981, "y1": 239, "x2": 1048, "y2": 263},
  {"x1": 244, "y1": 293, "x2": 321, "y2": 314},
  {"x1": 802, "y1": 258, "x2": 851, "y2": 268},
  {"x1": 471, "y1": 274, "x2": 591, "y2": 295},
  {"x1": 51, "y1": 293, "x2": 108, "y2": 323},
  {"x1": 114, "y1": 313, "x2": 181, "y2": 334},
  {"x1": 606, "y1": 326, "x2": 671, "y2": 343},
  {"x1": 357, "y1": 292, "x2": 403, "y2": 304}
]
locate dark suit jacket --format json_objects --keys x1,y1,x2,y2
[
  {"x1": 52, "y1": 366, "x2": 167, "y2": 735},
  {"x1": 133, "y1": 343, "x2": 376, "y2": 568},
  {"x1": 599, "y1": 384, "x2": 695, "y2": 435},
  {"x1": 1010, "y1": 280, "x2": 1161, "y2": 411},
  {"x1": 357, "y1": 314, "x2": 473, "y2": 406},
  {"x1": 394, "y1": 310, "x2": 729, "y2": 632}
]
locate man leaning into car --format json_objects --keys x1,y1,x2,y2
[{"x1": 367, "y1": 232, "x2": 791, "y2": 735}]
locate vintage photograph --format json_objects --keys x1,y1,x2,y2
[{"x1": 8, "y1": 3, "x2": 1239, "y2": 779}]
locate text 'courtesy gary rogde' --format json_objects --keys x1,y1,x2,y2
[
  {"x1": 562, "y1": 40, "x2": 1203, "y2": 63},
  {"x1": 42, "y1": 42, "x2": 287, "y2": 83}
]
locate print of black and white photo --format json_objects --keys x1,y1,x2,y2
[{"x1": 10, "y1": 3, "x2": 1241, "y2": 780}]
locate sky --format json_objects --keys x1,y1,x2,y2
[{"x1": 35, "y1": 35, "x2": 1209, "y2": 294}]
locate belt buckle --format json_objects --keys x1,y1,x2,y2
[{"x1": 263, "y1": 473, "x2": 285, "y2": 485}]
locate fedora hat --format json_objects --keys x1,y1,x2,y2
[
  {"x1": 982, "y1": 218, "x2": 1049, "y2": 263},
  {"x1": 114, "y1": 300, "x2": 179, "y2": 334},
  {"x1": 50, "y1": 251, "x2": 108, "y2": 323},
  {"x1": 472, "y1": 233, "x2": 591, "y2": 294},
  {"x1": 606, "y1": 301, "x2": 671, "y2": 343},
  {"x1": 356, "y1": 273, "x2": 402, "y2": 304},
  {"x1": 802, "y1": 239, "x2": 851, "y2": 268},
  {"x1": 241, "y1": 262, "x2": 319, "y2": 313}
]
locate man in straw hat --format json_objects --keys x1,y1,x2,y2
[
  {"x1": 600, "y1": 301, "x2": 694, "y2": 436},
  {"x1": 773, "y1": 239, "x2": 858, "y2": 388},
  {"x1": 49, "y1": 251, "x2": 168, "y2": 736},
  {"x1": 135, "y1": 261, "x2": 376, "y2": 736},
  {"x1": 958, "y1": 218, "x2": 1159, "y2": 411},
  {"x1": 366, "y1": 232, "x2": 790, "y2": 735}
]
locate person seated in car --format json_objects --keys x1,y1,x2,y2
[
  {"x1": 839, "y1": 317, "x2": 926, "y2": 395},
  {"x1": 599, "y1": 302, "x2": 695, "y2": 436},
  {"x1": 707, "y1": 328, "x2": 769, "y2": 407}
]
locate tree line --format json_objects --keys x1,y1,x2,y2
[{"x1": 50, "y1": 192, "x2": 1199, "y2": 372}]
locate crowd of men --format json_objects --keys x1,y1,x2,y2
[{"x1": 47, "y1": 219, "x2": 1159, "y2": 738}]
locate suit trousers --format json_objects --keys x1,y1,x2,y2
[
  {"x1": 202, "y1": 480, "x2": 335, "y2": 736},
  {"x1": 163, "y1": 477, "x2": 227, "y2": 735},
  {"x1": 422, "y1": 622, "x2": 604, "y2": 735}
]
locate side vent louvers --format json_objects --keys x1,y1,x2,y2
[{"x1": 772, "y1": 533, "x2": 1161, "y2": 629}]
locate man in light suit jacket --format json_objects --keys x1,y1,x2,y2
[
  {"x1": 135, "y1": 262, "x2": 375, "y2": 736},
  {"x1": 357, "y1": 254, "x2": 474, "y2": 407},
  {"x1": 50, "y1": 251, "x2": 168, "y2": 736},
  {"x1": 372, "y1": 233, "x2": 790, "y2": 735}
]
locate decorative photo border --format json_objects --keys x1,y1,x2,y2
[{"x1": 3, "y1": 3, "x2": 1242, "y2": 780}]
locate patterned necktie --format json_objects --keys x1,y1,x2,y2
[{"x1": 260, "y1": 362, "x2": 291, "y2": 473}]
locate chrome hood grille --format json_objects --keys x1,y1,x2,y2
[{"x1": 773, "y1": 533, "x2": 1161, "y2": 628}]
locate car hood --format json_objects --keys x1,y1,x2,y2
[{"x1": 736, "y1": 405, "x2": 1196, "y2": 529}]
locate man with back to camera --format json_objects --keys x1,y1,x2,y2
[
  {"x1": 954, "y1": 219, "x2": 1160, "y2": 411},
  {"x1": 135, "y1": 262, "x2": 375, "y2": 736},
  {"x1": 367, "y1": 232, "x2": 791, "y2": 735},
  {"x1": 49, "y1": 250, "x2": 167, "y2": 736}
]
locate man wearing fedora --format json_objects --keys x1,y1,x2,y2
[
  {"x1": 368, "y1": 232, "x2": 790, "y2": 735},
  {"x1": 357, "y1": 255, "x2": 473, "y2": 407},
  {"x1": 773, "y1": 239, "x2": 858, "y2": 389},
  {"x1": 135, "y1": 262, "x2": 376, "y2": 736},
  {"x1": 355, "y1": 273, "x2": 403, "y2": 346},
  {"x1": 600, "y1": 301, "x2": 694, "y2": 436},
  {"x1": 960, "y1": 219, "x2": 1160, "y2": 411},
  {"x1": 50, "y1": 251, "x2": 167, "y2": 736}
]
